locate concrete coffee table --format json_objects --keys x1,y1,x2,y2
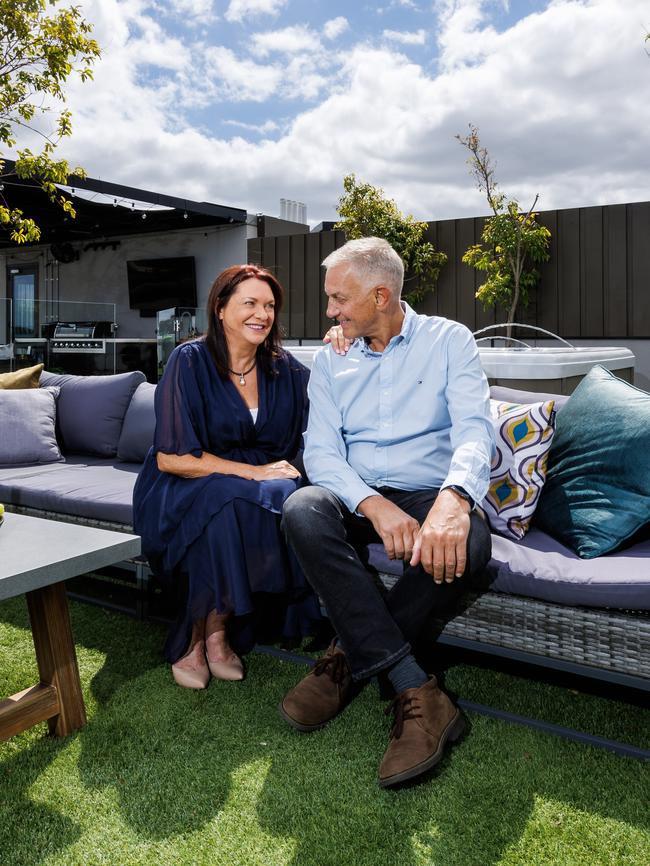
[{"x1": 0, "y1": 511, "x2": 140, "y2": 741}]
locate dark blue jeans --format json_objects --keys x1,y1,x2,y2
[{"x1": 281, "y1": 486, "x2": 492, "y2": 681}]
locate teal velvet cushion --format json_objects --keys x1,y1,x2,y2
[{"x1": 534, "y1": 365, "x2": 650, "y2": 558}]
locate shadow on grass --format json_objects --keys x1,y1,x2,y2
[
  {"x1": 0, "y1": 736, "x2": 82, "y2": 866},
  {"x1": 2, "y1": 598, "x2": 650, "y2": 866},
  {"x1": 0, "y1": 598, "x2": 83, "y2": 866},
  {"x1": 77, "y1": 652, "x2": 650, "y2": 865},
  {"x1": 253, "y1": 678, "x2": 650, "y2": 866}
]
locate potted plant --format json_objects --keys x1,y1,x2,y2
[
  {"x1": 455, "y1": 126, "x2": 634, "y2": 394},
  {"x1": 456, "y1": 124, "x2": 551, "y2": 333}
]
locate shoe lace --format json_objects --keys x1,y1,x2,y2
[
  {"x1": 313, "y1": 651, "x2": 347, "y2": 684},
  {"x1": 385, "y1": 693, "x2": 422, "y2": 740}
]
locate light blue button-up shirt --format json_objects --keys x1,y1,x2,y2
[{"x1": 303, "y1": 303, "x2": 495, "y2": 513}]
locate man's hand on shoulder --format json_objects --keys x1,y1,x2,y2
[
  {"x1": 358, "y1": 495, "x2": 420, "y2": 562},
  {"x1": 410, "y1": 488, "x2": 471, "y2": 584}
]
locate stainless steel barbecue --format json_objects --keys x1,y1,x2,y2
[{"x1": 49, "y1": 321, "x2": 112, "y2": 354}]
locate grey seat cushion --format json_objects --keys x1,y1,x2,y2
[
  {"x1": 368, "y1": 527, "x2": 650, "y2": 610},
  {"x1": 40, "y1": 370, "x2": 145, "y2": 457},
  {"x1": 0, "y1": 460, "x2": 139, "y2": 525},
  {"x1": 117, "y1": 382, "x2": 156, "y2": 462},
  {"x1": 488, "y1": 528, "x2": 650, "y2": 609}
]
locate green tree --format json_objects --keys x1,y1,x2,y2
[
  {"x1": 334, "y1": 173, "x2": 447, "y2": 304},
  {"x1": 0, "y1": 0, "x2": 100, "y2": 243},
  {"x1": 456, "y1": 124, "x2": 551, "y2": 329}
]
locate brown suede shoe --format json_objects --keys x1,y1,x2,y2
[
  {"x1": 378, "y1": 677, "x2": 466, "y2": 788},
  {"x1": 279, "y1": 641, "x2": 359, "y2": 732}
]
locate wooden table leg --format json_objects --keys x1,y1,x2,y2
[{"x1": 26, "y1": 582, "x2": 87, "y2": 736}]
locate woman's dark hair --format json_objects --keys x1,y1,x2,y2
[{"x1": 204, "y1": 264, "x2": 284, "y2": 377}]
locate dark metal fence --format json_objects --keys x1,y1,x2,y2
[{"x1": 248, "y1": 201, "x2": 650, "y2": 340}]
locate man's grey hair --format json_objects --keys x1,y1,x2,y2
[{"x1": 321, "y1": 237, "x2": 404, "y2": 294}]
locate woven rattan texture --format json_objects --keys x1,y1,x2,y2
[
  {"x1": 7, "y1": 504, "x2": 649, "y2": 685},
  {"x1": 439, "y1": 592, "x2": 650, "y2": 678}
]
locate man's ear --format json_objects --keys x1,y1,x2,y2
[{"x1": 375, "y1": 286, "x2": 390, "y2": 308}]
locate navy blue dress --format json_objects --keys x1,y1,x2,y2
[{"x1": 133, "y1": 339, "x2": 321, "y2": 662}]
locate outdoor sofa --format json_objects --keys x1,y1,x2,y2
[{"x1": 1, "y1": 364, "x2": 649, "y2": 693}]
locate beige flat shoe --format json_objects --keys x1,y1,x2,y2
[
  {"x1": 207, "y1": 654, "x2": 244, "y2": 681},
  {"x1": 171, "y1": 657, "x2": 210, "y2": 690}
]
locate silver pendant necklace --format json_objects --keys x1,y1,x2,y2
[{"x1": 228, "y1": 359, "x2": 256, "y2": 385}]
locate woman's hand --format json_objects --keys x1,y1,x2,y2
[
  {"x1": 156, "y1": 451, "x2": 300, "y2": 482},
  {"x1": 250, "y1": 460, "x2": 301, "y2": 481},
  {"x1": 323, "y1": 324, "x2": 352, "y2": 355}
]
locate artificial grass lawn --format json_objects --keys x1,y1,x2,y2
[{"x1": 1, "y1": 597, "x2": 649, "y2": 866}]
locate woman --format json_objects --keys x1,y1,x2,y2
[{"x1": 133, "y1": 264, "x2": 321, "y2": 689}]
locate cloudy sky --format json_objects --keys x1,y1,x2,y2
[{"x1": 34, "y1": 0, "x2": 650, "y2": 223}]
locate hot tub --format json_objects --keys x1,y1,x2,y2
[
  {"x1": 475, "y1": 326, "x2": 635, "y2": 395},
  {"x1": 287, "y1": 334, "x2": 636, "y2": 396}
]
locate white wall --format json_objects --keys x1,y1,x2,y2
[{"x1": 1, "y1": 223, "x2": 247, "y2": 338}]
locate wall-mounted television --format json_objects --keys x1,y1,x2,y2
[{"x1": 127, "y1": 256, "x2": 197, "y2": 315}]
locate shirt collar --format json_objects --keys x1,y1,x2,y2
[
  {"x1": 357, "y1": 300, "x2": 418, "y2": 357},
  {"x1": 399, "y1": 301, "x2": 418, "y2": 343}
]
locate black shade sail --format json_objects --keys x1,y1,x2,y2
[{"x1": 0, "y1": 161, "x2": 247, "y2": 249}]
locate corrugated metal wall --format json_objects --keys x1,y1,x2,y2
[{"x1": 248, "y1": 201, "x2": 650, "y2": 340}]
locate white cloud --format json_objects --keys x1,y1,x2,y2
[
  {"x1": 166, "y1": 0, "x2": 215, "y2": 21},
  {"x1": 434, "y1": 0, "x2": 501, "y2": 69},
  {"x1": 251, "y1": 25, "x2": 321, "y2": 57},
  {"x1": 224, "y1": 118, "x2": 281, "y2": 134},
  {"x1": 203, "y1": 46, "x2": 283, "y2": 101},
  {"x1": 382, "y1": 28, "x2": 427, "y2": 45},
  {"x1": 281, "y1": 55, "x2": 329, "y2": 100},
  {"x1": 377, "y1": 0, "x2": 419, "y2": 12},
  {"x1": 323, "y1": 17, "x2": 349, "y2": 40},
  {"x1": 224, "y1": 0, "x2": 288, "y2": 24},
  {"x1": 35, "y1": 0, "x2": 650, "y2": 229}
]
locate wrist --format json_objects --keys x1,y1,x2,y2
[
  {"x1": 442, "y1": 485, "x2": 474, "y2": 513},
  {"x1": 243, "y1": 464, "x2": 260, "y2": 481},
  {"x1": 357, "y1": 493, "x2": 383, "y2": 517}
]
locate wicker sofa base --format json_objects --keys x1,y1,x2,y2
[
  {"x1": 433, "y1": 591, "x2": 650, "y2": 692},
  {"x1": 6, "y1": 503, "x2": 649, "y2": 693}
]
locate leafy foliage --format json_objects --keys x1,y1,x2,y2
[
  {"x1": 0, "y1": 0, "x2": 100, "y2": 243},
  {"x1": 456, "y1": 125, "x2": 551, "y2": 326},
  {"x1": 334, "y1": 173, "x2": 447, "y2": 304}
]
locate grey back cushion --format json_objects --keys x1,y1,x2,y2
[
  {"x1": 490, "y1": 384, "x2": 570, "y2": 411},
  {"x1": 40, "y1": 370, "x2": 146, "y2": 457},
  {"x1": 0, "y1": 386, "x2": 63, "y2": 465},
  {"x1": 117, "y1": 382, "x2": 156, "y2": 462}
]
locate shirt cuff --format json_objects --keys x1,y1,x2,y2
[
  {"x1": 441, "y1": 471, "x2": 486, "y2": 508},
  {"x1": 344, "y1": 480, "x2": 382, "y2": 515}
]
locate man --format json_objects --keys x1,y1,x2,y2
[{"x1": 279, "y1": 237, "x2": 495, "y2": 788}]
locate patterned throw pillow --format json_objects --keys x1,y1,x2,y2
[{"x1": 482, "y1": 399, "x2": 556, "y2": 540}]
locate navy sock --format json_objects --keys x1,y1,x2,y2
[{"x1": 387, "y1": 654, "x2": 428, "y2": 695}]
